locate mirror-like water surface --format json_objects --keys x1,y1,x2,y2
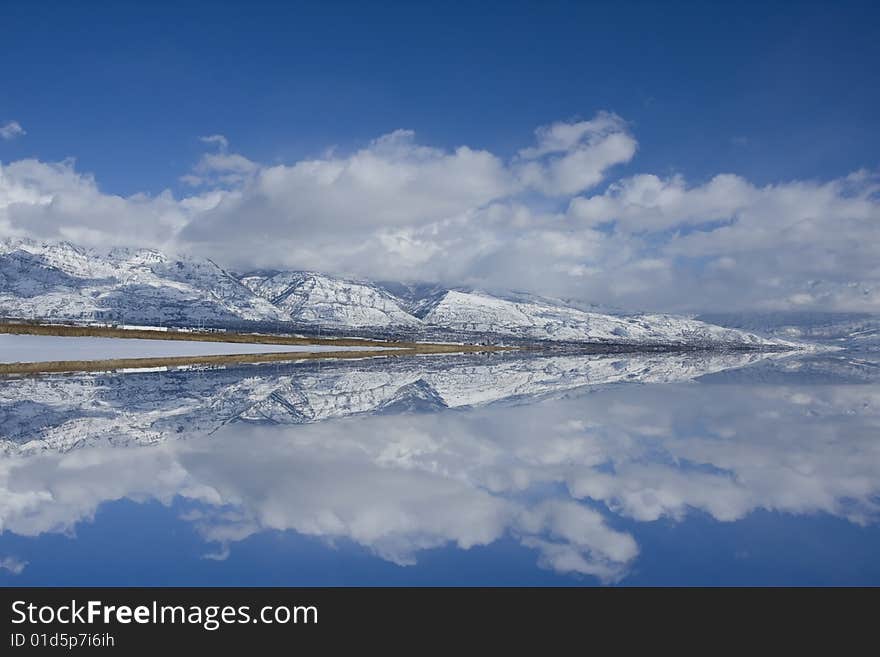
[{"x1": 1, "y1": 350, "x2": 878, "y2": 585}]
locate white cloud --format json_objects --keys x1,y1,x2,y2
[
  {"x1": 178, "y1": 128, "x2": 517, "y2": 267},
  {"x1": 563, "y1": 170, "x2": 880, "y2": 310},
  {"x1": 519, "y1": 112, "x2": 629, "y2": 159},
  {"x1": 518, "y1": 500, "x2": 638, "y2": 582},
  {"x1": 0, "y1": 113, "x2": 878, "y2": 312},
  {"x1": 199, "y1": 134, "x2": 229, "y2": 150},
  {"x1": 0, "y1": 556, "x2": 27, "y2": 575},
  {"x1": 182, "y1": 152, "x2": 259, "y2": 187},
  {"x1": 516, "y1": 112, "x2": 637, "y2": 195},
  {"x1": 569, "y1": 173, "x2": 756, "y2": 231},
  {"x1": 0, "y1": 159, "x2": 211, "y2": 248},
  {"x1": 0, "y1": 121, "x2": 25, "y2": 140}
]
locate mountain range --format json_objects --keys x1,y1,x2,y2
[
  {"x1": 0, "y1": 238, "x2": 797, "y2": 348},
  {"x1": 0, "y1": 350, "x2": 791, "y2": 455},
  {"x1": 696, "y1": 311, "x2": 880, "y2": 350}
]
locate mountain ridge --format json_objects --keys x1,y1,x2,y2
[{"x1": 0, "y1": 237, "x2": 798, "y2": 349}]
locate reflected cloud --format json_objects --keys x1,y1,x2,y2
[
  {"x1": 0, "y1": 351, "x2": 878, "y2": 583},
  {"x1": 0, "y1": 555, "x2": 27, "y2": 574}
]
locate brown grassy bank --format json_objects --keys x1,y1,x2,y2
[{"x1": 0, "y1": 345, "x2": 506, "y2": 376}]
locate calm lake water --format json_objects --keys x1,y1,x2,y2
[{"x1": 1, "y1": 349, "x2": 878, "y2": 586}]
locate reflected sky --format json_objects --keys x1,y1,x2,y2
[{"x1": 1, "y1": 350, "x2": 879, "y2": 585}]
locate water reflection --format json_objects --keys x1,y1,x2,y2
[
  {"x1": 1, "y1": 350, "x2": 787, "y2": 454},
  {"x1": 0, "y1": 350, "x2": 878, "y2": 584}
]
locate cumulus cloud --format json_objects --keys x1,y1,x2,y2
[
  {"x1": 565, "y1": 170, "x2": 880, "y2": 310},
  {"x1": 0, "y1": 121, "x2": 25, "y2": 140},
  {"x1": 1, "y1": 112, "x2": 878, "y2": 311},
  {"x1": 569, "y1": 173, "x2": 756, "y2": 231},
  {"x1": 181, "y1": 152, "x2": 259, "y2": 188},
  {"x1": 1, "y1": 374, "x2": 877, "y2": 583},
  {"x1": 0, "y1": 556, "x2": 27, "y2": 575},
  {"x1": 180, "y1": 128, "x2": 516, "y2": 260},
  {"x1": 0, "y1": 159, "x2": 214, "y2": 249},
  {"x1": 518, "y1": 500, "x2": 638, "y2": 581},
  {"x1": 199, "y1": 134, "x2": 229, "y2": 150},
  {"x1": 516, "y1": 112, "x2": 637, "y2": 195},
  {"x1": 0, "y1": 418, "x2": 631, "y2": 581}
]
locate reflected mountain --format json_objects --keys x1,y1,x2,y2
[
  {"x1": 696, "y1": 350, "x2": 880, "y2": 385},
  {"x1": 2, "y1": 350, "x2": 785, "y2": 454},
  {"x1": 1, "y1": 350, "x2": 878, "y2": 585}
]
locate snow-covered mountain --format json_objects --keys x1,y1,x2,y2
[
  {"x1": 239, "y1": 270, "x2": 419, "y2": 328},
  {"x1": 0, "y1": 238, "x2": 794, "y2": 348},
  {"x1": 0, "y1": 238, "x2": 288, "y2": 325},
  {"x1": 697, "y1": 311, "x2": 880, "y2": 350},
  {"x1": 418, "y1": 290, "x2": 787, "y2": 348},
  {"x1": 236, "y1": 274, "x2": 791, "y2": 348}
]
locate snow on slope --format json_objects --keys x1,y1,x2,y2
[
  {"x1": 421, "y1": 290, "x2": 787, "y2": 347},
  {"x1": 0, "y1": 238, "x2": 287, "y2": 324},
  {"x1": 239, "y1": 270, "x2": 420, "y2": 328}
]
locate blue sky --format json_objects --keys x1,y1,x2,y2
[
  {"x1": 4, "y1": 0, "x2": 879, "y2": 192},
  {"x1": 1, "y1": 1, "x2": 878, "y2": 311}
]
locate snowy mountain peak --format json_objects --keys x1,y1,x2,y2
[
  {"x1": 0, "y1": 238, "x2": 288, "y2": 325},
  {"x1": 239, "y1": 269, "x2": 420, "y2": 328}
]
